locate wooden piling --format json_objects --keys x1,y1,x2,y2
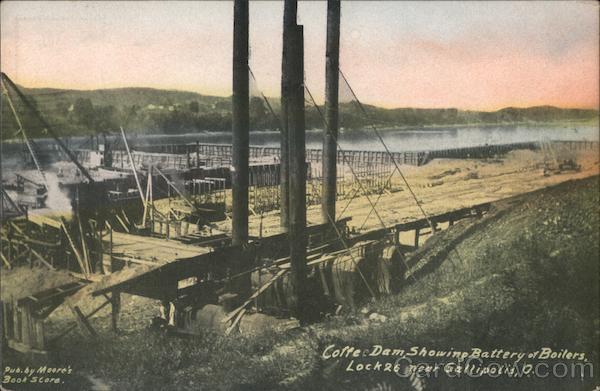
[
  {"x1": 232, "y1": 0, "x2": 249, "y2": 245},
  {"x1": 231, "y1": 0, "x2": 251, "y2": 299},
  {"x1": 288, "y1": 24, "x2": 310, "y2": 323},
  {"x1": 280, "y1": 0, "x2": 297, "y2": 232},
  {"x1": 322, "y1": 0, "x2": 341, "y2": 225}
]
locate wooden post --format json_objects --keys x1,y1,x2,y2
[
  {"x1": 21, "y1": 304, "x2": 31, "y2": 347},
  {"x1": 280, "y1": 0, "x2": 297, "y2": 232},
  {"x1": 414, "y1": 228, "x2": 420, "y2": 248},
  {"x1": 13, "y1": 300, "x2": 21, "y2": 342},
  {"x1": 166, "y1": 215, "x2": 170, "y2": 240},
  {"x1": 322, "y1": 0, "x2": 341, "y2": 225},
  {"x1": 111, "y1": 292, "x2": 121, "y2": 333},
  {"x1": 8, "y1": 238, "x2": 12, "y2": 267},
  {"x1": 109, "y1": 226, "x2": 113, "y2": 273},
  {"x1": 230, "y1": 0, "x2": 251, "y2": 300},
  {"x1": 232, "y1": 0, "x2": 249, "y2": 246},
  {"x1": 3, "y1": 303, "x2": 12, "y2": 340},
  {"x1": 288, "y1": 24, "x2": 310, "y2": 324},
  {"x1": 77, "y1": 215, "x2": 91, "y2": 275},
  {"x1": 142, "y1": 165, "x2": 152, "y2": 227}
]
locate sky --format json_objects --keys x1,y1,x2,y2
[{"x1": 1, "y1": 1, "x2": 598, "y2": 110}]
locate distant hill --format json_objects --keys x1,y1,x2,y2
[
  {"x1": 19, "y1": 86, "x2": 229, "y2": 113},
  {"x1": 1, "y1": 85, "x2": 597, "y2": 139}
]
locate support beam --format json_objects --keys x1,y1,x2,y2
[
  {"x1": 232, "y1": 0, "x2": 249, "y2": 246},
  {"x1": 142, "y1": 165, "x2": 152, "y2": 227},
  {"x1": 61, "y1": 218, "x2": 88, "y2": 278},
  {"x1": 51, "y1": 299, "x2": 110, "y2": 343},
  {"x1": 1, "y1": 252, "x2": 11, "y2": 269},
  {"x1": 322, "y1": 0, "x2": 341, "y2": 225},
  {"x1": 287, "y1": 24, "x2": 310, "y2": 324},
  {"x1": 231, "y1": 0, "x2": 251, "y2": 300},
  {"x1": 120, "y1": 126, "x2": 146, "y2": 205},
  {"x1": 280, "y1": 0, "x2": 298, "y2": 231},
  {"x1": 69, "y1": 305, "x2": 98, "y2": 338}
]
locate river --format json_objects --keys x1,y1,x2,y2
[{"x1": 1, "y1": 124, "x2": 598, "y2": 157}]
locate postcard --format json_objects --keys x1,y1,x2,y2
[{"x1": 1, "y1": 1, "x2": 598, "y2": 390}]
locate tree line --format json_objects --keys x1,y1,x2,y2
[{"x1": 1, "y1": 91, "x2": 597, "y2": 140}]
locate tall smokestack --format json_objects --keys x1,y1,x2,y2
[
  {"x1": 280, "y1": 0, "x2": 297, "y2": 232},
  {"x1": 322, "y1": 0, "x2": 341, "y2": 225},
  {"x1": 288, "y1": 24, "x2": 310, "y2": 323},
  {"x1": 232, "y1": 0, "x2": 249, "y2": 246}
]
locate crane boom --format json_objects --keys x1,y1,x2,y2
[{"x1": 1, "y1": 72, "x2": 94, "y2": 183}]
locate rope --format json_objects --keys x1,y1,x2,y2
[
  {"x1": 248, "y1": 66, "x2": 282, "y2": 128},
  {"x1": 1, "y1": 80, "x2": 49, "y2": 187},
  {"x1": 339, "y1": 69, "x2": 435, "y2": 232},
  {"x1": 339, "y1": 70, "x2": 472, "y2": 270},
  {"x1": 304, "y1": 83, "x2": 417, "y2": 284},
  {"x1": 357, "y1": 167, "x2": 398, "y2": 232},
  {"x1": 304, "y1": 85, "x2": 389, "y2": 231}
]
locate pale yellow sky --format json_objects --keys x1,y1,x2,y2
[{"x1": 1, "y1": 1, "x2": 598, "y2": 110}]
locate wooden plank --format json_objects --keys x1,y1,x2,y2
[
  {"x1": 142, "y1": 166, "x2": 152, "y2": 227},
  {"x1": 115, "y1": 214, "x2": 130, "y2": 233},
  {"x1": 225, "y1": 308, "x2": 246, "y2": 335},
  {"x1": 61, "y1": 219, "x2": 88, "y2": 277},
  {"x1": 33, "y1": 318, "x2": 45, "y2": 350},
  {"x1": 22, "y1": 282, "x2": 86, "y2": 308},
  {"x1": 21, "y1": 305, "x2": 32, "y2": 347},
  {"x1": 13, "y1": 300, "x2": 21, "y2": 342},
  {"x1": 68, "y1": 304, "x2": 98, "y2": 338},
  {"x1": 9, "y1": 222, "x2": 25, "y2": 235},
  {"x1": 51, "y1": 299, "x2": 110, "y2": 343},
  {"x1": 30, "y1": 248, "x2": 55, "y2": 270},
  {"x1": 120, "y1": 126, "x2": 146, "y2": 205},
  {"x1": 109, "y1": 254, "x2": 160, "y2": 266},
  {"x1": 27, "y1": 213, "x2": 62, "y2": 229},
  {"x1": 3, "y1": 303, "x2": 13, "y2": 340},
  {"x1": 77, "y1": 215, "x2": 91, "y2": 275},
  {"x1": 1, "y1": 251, "x2": 12, "y2": 269}
]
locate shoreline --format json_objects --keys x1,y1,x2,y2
[{"x1": 1, "y1": 118, "x2": 599, "y2": 144}]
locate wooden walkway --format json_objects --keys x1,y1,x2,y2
[{"x1": 133, "y1": 140, "x2": 569, "y2": 166}]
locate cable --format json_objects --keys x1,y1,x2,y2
[
  {"x1": 339, "y1": 70, "x2": 472, "y2": 272},
  {"x1": 339, "y1": 69, "x2": 435, "y2": 232},
  {"x1": 304, "y1": 82, "x2": 417, "y2": 284}
]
